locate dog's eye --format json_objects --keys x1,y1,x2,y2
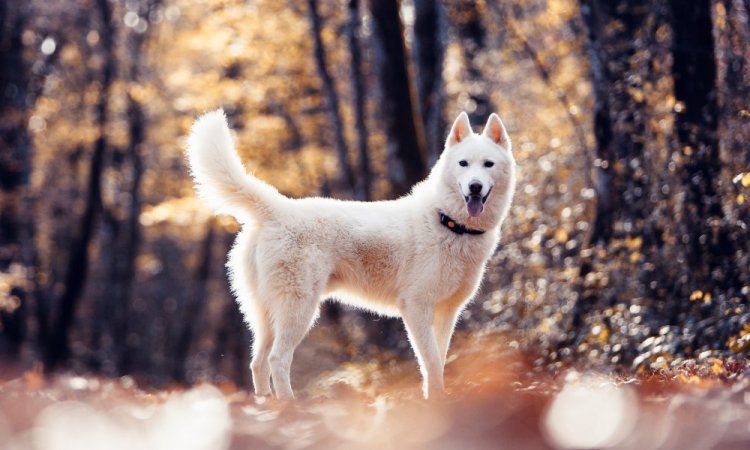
[
  {"x1": 484, "y1": 161, "x2": 495, "y2": 168},
  {"x1": 459, "y1": 160, "x2": 468, "y2": 167}
]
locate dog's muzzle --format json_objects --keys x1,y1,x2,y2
[{"x1": 464, "y1": 186, "x2": 492, "y2": 217}]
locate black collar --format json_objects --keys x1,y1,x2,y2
[{"x1": 439, "y1": 212, "x2": 485, "y2": 235}]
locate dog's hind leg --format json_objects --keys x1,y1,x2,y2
[
  {"x1": 249, "y1": 304, "x2": 273, "y2": 396},
  {"x1": 229, "y1": 230, "x2": 274, "y2": 396},
  {"x1": 267, "y1": 293, "x2": 320, "y2": 399},
  {"x1": 400, "y1": 301, "x2": 444, "y2": 399}
]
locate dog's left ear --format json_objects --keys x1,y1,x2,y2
[{"x1": 483, "y1": 113, "x2": 511, "y2": 150}]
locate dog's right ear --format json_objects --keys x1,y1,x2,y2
[{"x1": 446, "y1": 112, "x2": 472, "y2": 147}]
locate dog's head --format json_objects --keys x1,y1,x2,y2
[{"x1": 439, "y1": 112, "x2": 515, "y2": 223}]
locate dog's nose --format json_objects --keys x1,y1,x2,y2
[{"x1": 469, "y1": 182, "x2": 483, "y2": 194}]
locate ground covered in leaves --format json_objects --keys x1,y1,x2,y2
[{"x1": 1, "y1": 333, "x2": 749, "y2": 450}]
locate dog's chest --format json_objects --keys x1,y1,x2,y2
[{"x1": 434, "y1": 237, "x2": 492, "y2": 292}]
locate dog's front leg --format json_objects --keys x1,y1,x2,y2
[
  {"x1": 434, "y1": 300, "x2": 464, "y2": 367},
  {"x1": 400, "y1": 301, "x2": 444, "y2": 399}
]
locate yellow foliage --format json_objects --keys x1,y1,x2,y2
[
  {"x1": 714, "y1": 2, "x2": 727, "y2": 30},
  {"x1": 625, "y1": 236, "x2": 643, "y2": 250},
  {"x1": 710, "y1": 358, "x2": 724, "y2": 375},
  {"x1": 676, "y1": 373, "x2": 702, "y2": 384},
  {"x1": 727, "y1": 324, "x2": 750, "y2": 352}
]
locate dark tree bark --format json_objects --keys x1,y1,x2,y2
[
  {"x1": 347, "y1": 0, "x2": 371, "y2": 200},
  {"x1": 44, "y1": 0, "x2": 116, "y2": 371},
  {"x1": 568, "y1": 0, "x2": 655, "y2": 335},
  {"x1": 0, "y1": 0, "x2": 30, "y2": 356},
  {"x1": 720, "y1": 0, "x2": 750, "y2": 167},
  {"x1": 447, "y1": 0, "x2": 492, "y2": 125},
  {"x1": 88, "y1": 1, "x2": 155, "y2": 375},
  {"x1": 369, "y1": 0, "x2": 427, "y2": 196},
  {"x1": 669, "y1": 0, "x2": 730, "y2": 282},
  {"x1": 173, "y1": 222, "x2": 214, "y2": 381},
  {"x1": 577, "y1": 0, "x2": 656, "y2": 247},
  {"x1": 0, "y1": 1, "x2": 59, "y2": 357},
  {"x1": 307, "y1": 0, "x2": 356, "y2": 195},
  {"x1": 113, "y1": 0, "x2": 160, "y2": 375},
  {"x1": 111, "y1": 94, "x2": 145, "y2": 373},
  {"x1": 413, "y1": 0, "x2": 446, "y2": 164},
  {"x1": 717, "y1": 0, "x2": 750, "y2": 296}
]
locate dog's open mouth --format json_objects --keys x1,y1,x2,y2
[{"x1": 464, "y1": 187, "x2": 492, "y2": 217}]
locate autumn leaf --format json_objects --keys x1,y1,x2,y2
[{"x1": 710, "y1": 358, "x2": 724, "y2": 376}]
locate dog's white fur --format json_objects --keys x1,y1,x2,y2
[{"x1": 187, "y1": 110, "x2": 515, "y2": 399}]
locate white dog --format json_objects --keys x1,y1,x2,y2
[{"x1": 187, "y1": 110, "x2": 515, "y2": 399}]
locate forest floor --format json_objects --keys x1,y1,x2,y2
[{"x1": 1, "y1": 332, "x2": 750, "y2": 450}]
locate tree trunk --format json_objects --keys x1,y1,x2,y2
[
  {"x1": 413, "y1": 0, "x2": 446, "y2": 164},
  {"x1": 369, "y1": 0, "x2": 427, "y2": 196},
  {"x1": 568, "y1": 0, "x2": 655, "y2": 335},
  {"x1": 347, "y1": 0, "x2": 371, "y2": 200},
  {"x1": 721, "y1": 0, "x2": 750, "y2": 167},
  {"x1": 669, "y1": 0, "x2": 729, "y2": 280},
  {"x1": 88, "y1": 1, "x2": 154, "y2": 375},
  {"x1": 173, "y1": 222, "x2": 214, "y2": 382},
  {"x1": 717, "y1": 0, "x2": 750, "y2": 299},
  {"x1": 448, "y1": 0, "x2": 492, "y2": 125},
  {"x1": 0, "y1": 0, "x2": 30, "y2": 356},
  {"x1": 113, "y1": 93, "x2": 145, "y2": 374},
  {"x1": 114, "y1": 0, "x2": 159, "y2": 374},
  {"x1": 307, "y1": 0, "x2": 356, "y2": 196},
  {"x1": 44, "y1": 0, "x2": 116, "y2": 371}
]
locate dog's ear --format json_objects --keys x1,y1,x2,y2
[
  {"x1": 483, "y1": 113, "x2": 511, "y2": 150},
  {"x1": 446, "y1": 112, "x2": 472, "y2": 147}
]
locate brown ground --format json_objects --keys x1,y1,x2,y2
[{"x1": 1, "y1": 333, "x2": 749, "y2": 450}]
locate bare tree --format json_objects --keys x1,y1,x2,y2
[
  {"x1": 45, "y1": 0, "x2": 117, "y2": 370},
  {"x1": 113, "y1": 0, "x2": 159, "y2": 375},
  {"x1": 568, "y1": 0, "x2": 656, "y2": 339},
  {"x1": 447, "y1": 0, "x2": 492, "y2": 125},
  {"x1": 670, "y1": 0, "x2": 732, "y2": 283},
  {"x1": 307, "y1": 0, "x2": 356, "y2": 196},
  {"x1": 0, "y1": 0, "x2": 30, "y2": 356},
  {"x1": 578, "y1": 0, "x2": 655, "y2": 247},
  {"x1": 347, "y1": 0, "x2": 372, "y2": 200},
  {"x1": 173, "y1": 222, "x2": 214, "y2": 381},
  {"x1": 369, "y1": 0, "x2": 427, "y2": 196},
  {"x1": 413, "y1": 0, "x2": 446, "y2": 164}
]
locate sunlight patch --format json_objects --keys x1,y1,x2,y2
[
  {"x1": 30, "y1": 384, "x2": 230, "y2": 450},
  {"x1": 542, "y1": 374, "x2": 637, "y2": 449}
]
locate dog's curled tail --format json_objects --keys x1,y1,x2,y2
[{"x1": 187, "y1": 109, "x2": 282, "y2": 222}]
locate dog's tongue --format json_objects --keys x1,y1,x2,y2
[{"x1": 467, "y1": 196, "x2": 484, "y2": 217}]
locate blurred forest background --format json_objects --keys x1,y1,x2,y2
[{"x1": 1, "y1": 0, "x2": 749, "y2": 390}]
